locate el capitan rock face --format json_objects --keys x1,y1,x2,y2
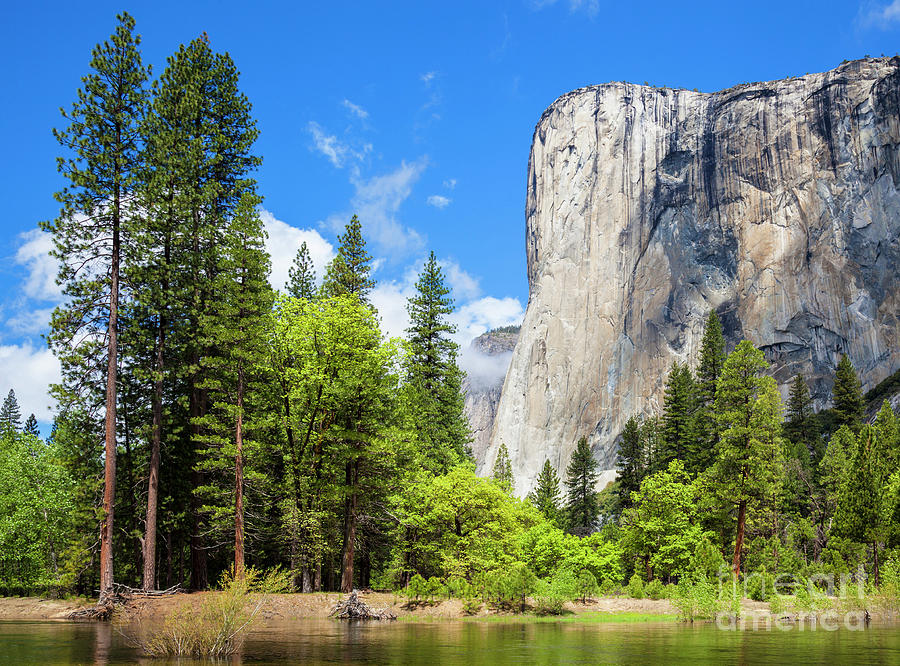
[{"x1": 489, "y1": 57, "x2": 900, "y2": 496}]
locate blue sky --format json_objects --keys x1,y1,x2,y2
[{"x1": 2, "y1": 0, "x2": 899, "y2": 424}]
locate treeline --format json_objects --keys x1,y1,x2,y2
[
  {"x1": 5, "y1": 13, "x2": 475, "y2": 597},
  {"x1": 603, "y1": 311, "x2": 900, "y2": 587}
]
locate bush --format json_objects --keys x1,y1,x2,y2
[
  {"x1": 462, "y1": 598, "x2": 481, "y2": 615},
  {"x1": 598, "y1": 578, "x2": 620, "y2": 596},
  {"x1": 626, "y1": 573, "x2": 644, "y2": 599},
  {"x1": 447, "y1": 576, "x2": 472, "y2": 599},
  {"x1": 671, "y1": 574, "x2": 720, "y2": 623},
  {"x1": 645, "y1": 579, "x2": 665, "y2": 600},
  {"x1": 426, "y1": 577, "x2": 446, "y2": 603},
  {"x1": 534, "y1": 570, "x2": 577, "y2": 615},
  {"x1": 575, "y1": 569, "x2": 599, "y2": 603},
  {"x1": 406, "y1": 574, "x2": 427, "y2": 602},
  {"x1": 747, "y1": 569, "x2": 775, "y2": 602}
]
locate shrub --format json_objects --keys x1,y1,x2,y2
[
  {"x1": 534, "y1": 570, "x2": 577, "y2": 615},
  {"x1": 447, "y1": 576, "x2": 472, "y2": 600},
  {"x1": 598, "y1": 577, "x2": 620, "y2": 596},
  {"x1": 671, "y1": 574, "x2": 720, "y2": 623},
  {"x1": 426, "y1": 577, "x2": 445, "y2": 603},
  {"x1": 575, "y1": 569, "x2": 599, "y2": 603},
  {"x1": 462, "y1": 598, "x2": 481, "y2": 615},
  {"x1": 406, "y1": 574, "x2": 427, "y2": 602},
  {"x1": 645, "y1": 579, "x2": 665, "y2": 600},
  {"x1": 626, "y1": 573, "x2": 644, "y2": 599},
  {"x1": 747, "y1": 569, "x2": 775, "y2": 602}
]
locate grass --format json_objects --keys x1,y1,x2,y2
[{"x1": 398, "y1": 611, "x2": 677, "y2": 625}]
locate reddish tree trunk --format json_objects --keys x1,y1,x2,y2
[
  {"x1": 340, "y1": 459, "x2": 358, "y2": 593},
  {"x1": 732, "y1": 500, "x2": 747, "y2": 577},
  {"x1": 235, "y1": 368, "x2": 245, "y2": 579}
]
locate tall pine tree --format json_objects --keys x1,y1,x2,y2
[
  {"x1": 528, "y1": 459, "x2": 562, "y2": 523},
  {"x1": 660, "y1": 362, "x2": 696, "y2": 468},
  {"x1": 616, "y1": 414, "x2": 644, "y2": 509},
  {"x1": 565, "y1": 436, "x2": 600, "y2": 536},
  {"x1": 492, "y1": 442, "x2": 514, "y2": 493},
  {"x1": 287, "y1": 241, "x2": 316, "y2": 299},
  {"x1": 833, "y1": 354, "x2": 865, "y2": 432},
  {"x1": 689, "y1": 311, "x2": 725, "y2": 473},
  {"x1": 321, "y1": 215, "x2": 375, "y2": 302},
  {"x1": 44, "y1": 12, "x2": 149, "y2": 596},
  {"x1": 0, "y1": 390, "x2": 22, "y2": 434}
]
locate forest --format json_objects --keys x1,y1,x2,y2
[{"x1": 1, "y1": 13, "x2": 900, "y2": 610}]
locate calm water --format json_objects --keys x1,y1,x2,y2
[{"x1": 3, "y1": 618, "x2": 900, "y2": 664}]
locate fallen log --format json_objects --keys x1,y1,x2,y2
[{"x1": 329, "y1": 591, "x2": 396, "y2": 621}]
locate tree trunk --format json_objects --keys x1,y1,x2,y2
[
  {"x1": 732, "y1": 500, "x2": 747, "y2": 577},
  {"x1": 874, "y1": 541, "x2": 880, "y2": 588},
  {"x1": 234, "y1": 367, "x2": 245, "y2": 579},
  {"x1": 143, "y1": 237, "x2": 169, "y2": 591},
  {"x1": 340, "y1": 459, "x2": 358, "y2": 593},
  {"x1": 99, "y1": 182, "x2": 121, "y2": 598}
]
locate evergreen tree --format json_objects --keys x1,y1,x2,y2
[
  {"x1": 641, "y1": 414, "x2": 663, "y2": 473},
  {"x1": 287, "y1": 241, "x2": 316, "y2": 299},
  {"x1": 819, "y1": 425, "x2": 853, "y2": 516},
  {"x1": 195, "y1": 195, "x2": 273, "y2": 578},
  {"x1": 23, "y1": 414, "x2": 40, "y2": 438},
  {"x1": 710, "y1": 340, "x2": 785, "y2": 576},
  {"x1": 404, "y1": 252, "x2": 471, "y2": 472},
  {"x1": 492, "y1": 442, "x2": 514, "y2": 493},
  {"x1": 321, "y1": 215, "x2": 375, "y2": 302},
  {"x1": 43, "y1": 12, "x2": 150, "y2": 597},
  {"x1": 0, "y1": 390, "x2": 22, "y2": 434},
  {"x1": 690, "y1": 311, "x2": 725, "y2": 473},
  {"x1": 833, "y1": 354, "x2": 865, "y2": 432},
  {"x1": 565, "y1": 436, "x2": 600, "y2": 536},
  {"x1": 616, "y1": 414, "x2": 644, "y2": 509},
  {"x1": 784, "y1": 373, "x2": 822, "y2": 466},
  {"x1": 528, "y1": 459, "x2": 561, "y2": 523},
  {"x1": 660, "y1": 362, "x2": 696, "y2": 468}
]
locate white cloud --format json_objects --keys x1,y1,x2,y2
[
  {"x1": 443, "y1": 179, "x2": 457, "y2": 190},
  {"x1": 442, "y1": 259, "x2": 481, "y2": 302},
  {"x1": 326, "y1": 159, "x2": 428, "y2": 257},
  {"x1": 307, "y1": 121, "x2": 372, "y2": 168},
  {"x1": 532, "y1": 0, "x2": 599, "y2": 17},
  {"x1": 449, "y1": 296, "x2": 524, "y2": 346},
  {"x1": 342, "y1": 99, "x2": 369, "y2": 119},
  {"x1": 260, "y1": 208, "x2": 334, "y2": 292},
  {"x1": 459, "y1": 346, "x2": 514, "y2": 391},
  {"x1": 858, "y1": 0, "x2": 900, "y2": 28},
  {"x1": 15, "y1": 229, "x2": 61, "y2": 302},
  {"x1": 421, "y1": 71, "x2": 437, "y2": 85},
  {"x1": 0, "y1": 343, "x2": 60, "y2": 424},
  {"x1": 6, "y1": 308, "x2": 55, "y2": 336},
  {"x1": 427, "y1": 194, "x2": 451, "y2": 209}
]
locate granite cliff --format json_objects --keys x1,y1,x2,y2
[{"x1": 488, "y1": 57, "x2": 900, "y2": 496}]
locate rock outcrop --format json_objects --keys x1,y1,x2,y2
[
  {"x1": 462, "y1": 327, "x2": 519, "y2": 467},
  {"x1": 489, "y1": 57, "x2": 900, "y2": 497}
]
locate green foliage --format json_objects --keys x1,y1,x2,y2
[
  {"x1": 565, "y1": 437, "x2": 600, "y2": 535},
  {"x1": 286, "y1": 242, "x2": 316, "y2": 299},
  {"x1": 784, "y1": 374, "x2": 822, "y2": 467},
  {"x1": 528, "y1": 459, "x2": 562, "y2": 523},
  {"x1": 746, "y1": 568, "x2": 775, "y2": 601},
  {"x1": 533, "y1": 569, "x2": 577, "y2": 615},
  {"x1": 671, "y1": 574, "x2": 720, "y2": 622},
  {"x1": 644, "y1": 578, "x2": 666, "y2": 600},
  {"x1": 575, "y1": 569, "x2": 599, "y2": 603},
  {"x1": 690, "y1": 311, "x2": 725, "y2": 473},
  {"x1": 492, "y1": 442, "x2": 514, "y2": 492},
  {"x1": 0, "y1": 389, "x2": 22, "y2": 435},
  {"x1": 626, "y1": 573, "x2": 644, "y2": 599},
  {"x1": 616, "y1": 415, "x2": 644, "y2": 509},
  {"x1": 321, "y1": 215, "x2": 375, "y2": 301},
  {"x1": 660, "y1": 362, "x2": 696, "y2": 467},
  {"x1": 833, "y1": 354, "x2": 865, "y2": 432}
]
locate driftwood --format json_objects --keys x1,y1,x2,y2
[
  {"x1": 329, "y1": 591, "x2": 396, "y2": 620},
  {"x1": 67, "y1": 583, "x2": 182, "y2": 620}
]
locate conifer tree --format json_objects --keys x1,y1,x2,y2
[
  {"x1": 833, "y1": 354, "x2": 865, "y2": 432},
  {"x1": 23, "y1": 414, "x2": 40, "y2": 438},
  {"x1": 710, "y1": 340, "x2": 785, "y2": 576},
  {"x1": 287, "y1": 241, "x2": 316, "y2": 299},
  {"x1": 492, "y1": 442, "x2": 514, "y2": 493},
  {"x1": 195, "y1": 195, "x2": 273, "y2": 579},
  {"x1": 616, "y1": 415, "x2": 644, "y2": 509},
  {"x1": 660, "y1": 362, "x2": 696, "y2": 468},
  {"x1": 565, "y1": 436, "x2": 600, "y2": 536},
  {"x1": 404, "y1": 252, "x2": 471, "y2": 472},
  {"x1": 44, "y1": 12, "x2": 149, "y2": 597},
  {"x1": 0, "y1": 390, "x2": 22, "y2": 434},
  {"x1": 784, "y1": 373, "x2": 822, "y2": 466},
  {"x1": 690, "y1": 311, "x2": 725, "y2": 473},
  {"x1": 321, "y1": 215, "x2": 375, "y2": 302},
  {"x1": 528, "y1": 459, "x2": 561, "y2": 522}
]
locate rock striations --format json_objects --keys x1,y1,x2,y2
[{"x1": 489, "y1": 57, "x2": 900, "y2": 497}]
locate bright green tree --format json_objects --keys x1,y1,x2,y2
[
  {"x1": 0, "y1": 390, "x2": 22, "y2": 435},
  {"x1": 492, "y1": 442, "x2": 514, "y2": 493},
  {"x1": 833, "y1": 354, "x2": 865, "y2": 432},
  {"x1": 321, "y1": 215, "x2": 375, "y2": 302},
  {"x1": 565, "y1": 437, "x2": 600, "y2": 536},
  {"x1": 286, "y1": 241, "x2": 316, "y2": 299},
  {"x1": 710, "y1": 340, "x2": 785, "y2": 576},
  {"x1": 43, "y1": 12, "x2": 149, "y2": 597},
  {"x1": 528, "y1": 459, "x2": 562, "y2": 523},
  {"x1": 404, "y1": 251, "x2": 471, "y2": 471}
]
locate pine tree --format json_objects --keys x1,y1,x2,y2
[
  {"x1": 0, "y1": 390, "x2": 23, "y2": 434},
  {"x1": 833, "y1": 354, "x2": 865, "y2": 432},
  {"x1": 195, "y1": 194, "x2": 273, "y2": 579},
  {"x1": 321, "y1": 215, "x2": 375, "y2": 302},
  {"x1": 784, "y1": 374, "x2": 822, "y2": 466},
  {"x1": 565, "y1": 436, "x2": 600, "y2": 536},
  {"x1": 287, "y1": 241, "x2": 316, "y2": 299},
  {"x1": 616, "y1": 414, "x2": 644, "y2": 509},
  {"x1": 404, "y1": 252, "x2": 471, "y2": 472},
  {"x1": 660, "y1": 362, "x2": 696, "y2": 468},
  {"x1": 492, "y1": 442, "x2": 514, "y2": 493},
  {"x1": 690, "y1": 311, "x2": 725, "y2": 473},
  {"x1": 710, "y1": 340, "x2": 785, "y2": 576},
  {"x1": 23, "y1": 414, "x2": 40, "y2": 438},
  {"x1": 528, "y1": 459, "x2": 561, "y2": 522},
  {"x1": 43, "y1": 12, "x2": 149, "y2": 597}
]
